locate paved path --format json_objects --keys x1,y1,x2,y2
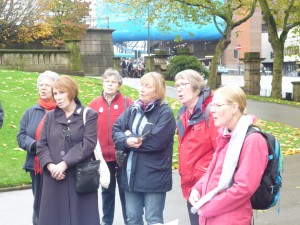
[
  {"x1": 122, "y1": 75, "x2": 300, "y2": 128},
  {"x1": 0, "y1": 75, "x2": 299, "y2": 225},
  {"x1": 1, "y1": 155, "x2": 299, "y2": 225}
]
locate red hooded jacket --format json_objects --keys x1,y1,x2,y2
[
  {"x1": 177, "y1": 90, "x2": 218, "y2": 200},
  {"x1": 89, "y1": 92, "x2": 132, "y2": 162}
]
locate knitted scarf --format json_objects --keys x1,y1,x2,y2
[
  {"x1": 191, "y1": 115, "x2": 253, "y2": 214},
  {"x1": 34, "y1": 98, "x2": 56, "y2": 175}
]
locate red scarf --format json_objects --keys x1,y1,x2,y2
[{"x1": 34, "y1": 98, "x2": 56, "y2": 175}]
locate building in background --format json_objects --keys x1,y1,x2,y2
[{"x1": 91, "y1": 2, "x2": 299, "y2": 76}]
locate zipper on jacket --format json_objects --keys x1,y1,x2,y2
[{"x1": 107, "y1": 105, "x2": 111, "y2": 160}]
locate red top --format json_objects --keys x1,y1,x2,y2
[{"x1": 89, "y1": 92, "x2": 133, "y2": 162}]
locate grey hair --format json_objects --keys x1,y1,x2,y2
[
  {"x1": 102, "y1": 68, "x2": 123, "y2": 85},
  {"x1": 37, "y1": 70, "x2": 59, "y2": 91},
  {"x1": 174, "y1": 69, "x2": 205, "y2": 96}
]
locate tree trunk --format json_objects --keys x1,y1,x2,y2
[
  {"x1": 207, "y1": 28, "x2": 232, "y2": 89},
  {"x1": 271, "y1": 44, "x2": 284, "y2": 98},
  {"x1": 208, "y1": 41, "x2": 223, "y2": 88}
]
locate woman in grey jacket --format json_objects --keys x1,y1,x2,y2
[{"x1": 112, "y1": 72, "x2": 176, "y2": 225}]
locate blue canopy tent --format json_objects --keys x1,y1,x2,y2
[{"x1": 96, "y1": 3, "x2": 223, "y2": 43}]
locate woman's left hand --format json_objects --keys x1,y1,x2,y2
[{"x1": 127, "y1": 137, "x2": 143, "y2": 148}]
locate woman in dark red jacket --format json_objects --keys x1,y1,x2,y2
[
  {"x1": 89, "y1": 68, "x2": 132, "y2": 225},
  {"x1": 174, "y1": 69, "x2": 218, "y2": 225}
]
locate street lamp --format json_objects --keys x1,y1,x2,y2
[{"x1": 147, "y1": 0, "x2": 150, "y2": 56}]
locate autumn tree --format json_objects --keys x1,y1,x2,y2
[
  {"x1": 0, "y1": 0, "x2": 43, "y2": 47},
  {"x1": 106, "y1": 0, "x2": 257, "y2": 88},
  {"x1": 258, "y1": 0, "x2": 300, "y2": 99},
  {"x1": 40, "y1": 0, "x2": 91, "y2": 47},
  {"x1": 0, "y1": 0, "x2": 91, "y2": 48}
]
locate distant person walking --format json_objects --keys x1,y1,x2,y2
[
  {"x1": 17, "y1": 71, "x2": 59, "y2": 225},
  {"x1": 127, "y1": 59, "x2": 133, "y2": 77},
  {"x1": 120, "y1": 58, "x2": 128, "y2": 78},
  {"x1": 89, "y1": 68, "x2": 133, "y2": 225},
  {"x1": 0, "y1": 102, "x2": 4, "y2": 129}
]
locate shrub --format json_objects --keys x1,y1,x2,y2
[{"x1": 164, "y1": 55, "x2": 208, "y2": 80}]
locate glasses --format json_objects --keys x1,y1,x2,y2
[
  {"x1": 211, "y1": 103, "x2": 232, "y2": 109},
  {"x1": 174, "y1": 83, "x2": 190, "y2": 90},
  {"x1": 104, "y1": 80, "x2": 118, "y2": 85}
]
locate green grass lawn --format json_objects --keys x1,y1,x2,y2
[{"x1": 0, "y1": 70, "x2": 299, "y2": 188}]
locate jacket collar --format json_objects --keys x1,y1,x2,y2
[
  {"x1": 54, "y1": 102, "x2": 83, "y2": 125},
  {"x1": 178, "y1": 86, "x2": 211, "y2": 123},
  {"x1": 133, "y1": 99, "x2": 162, "y2": 113}
]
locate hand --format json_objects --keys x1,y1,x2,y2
[
  {"x1": 47, "y1": 161, "x2": 67, "y2": 180},
  {"x1": 189, "y1": 189, "x2": 200, "y2": 206},
  {"x1": 126, "y1": 137, "x2": 143, "y2": 148}
]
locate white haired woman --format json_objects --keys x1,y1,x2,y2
[{"x1": 17, "y1": 71, "x2": 59, "y2": 225}]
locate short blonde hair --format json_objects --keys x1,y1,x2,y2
[
  {"x1": 141, "y1": 72, "x2": 166, "y2": 102},
  {"x1": 52, "y1": 75, "x2": 79, "y2": 101},
  {"x1": 214, "y1": 85, "x2": 247, "y2": 114},
  {"x1": 174, "y1": 69, "x2": 205, "y2": 95}
]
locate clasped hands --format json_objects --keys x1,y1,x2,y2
[
  {"x1": 126, "y1": 136, "x2": 142, "y2": 148},
  {"x1": 189, "y1": 189, "x2": 201, "y2": 206},
  {"x1": 125, "y1": 130, "x2": 143, "y2": 149},
  {"x1": 47, "y1": 161, "x2": 68, "y2": 181},
  {"x1": 189, "y1": 189, "x2": 203, "y2": 216}
]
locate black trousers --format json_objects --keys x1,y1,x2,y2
[
  {"x1": 29, "y1": 171, "x2": 43, "y2": 225},
  {"x1": 101, "y1": 161, "x2": 127, "y2": 225},
  {"x1": 187, "y1": 201, "x2": 199, "y2": 225}
]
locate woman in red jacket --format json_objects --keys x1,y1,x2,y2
[
  {"x1": 174, "y1": 69, "x2": 218, "y2": 225},
  {"x1": 89, "y1": 68, "x2": 132, "y2": 225},
  {"x1": 189, "y1": 85, "x2": 268, "y2": 225}
]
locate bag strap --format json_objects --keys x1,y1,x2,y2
[
  {"x1": 83, "y1": 107, "x2": 106, "y2": 162},
  {"x1": 83, "y1": 107, "x2": 89, "y2": 126}
]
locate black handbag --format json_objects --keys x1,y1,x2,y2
[
  {"x1": 75, "y1": 160, "x2": 100, "y2": 194},
  {"x1": 115, "y1": 149, "x2": 127, "y2": 168}
]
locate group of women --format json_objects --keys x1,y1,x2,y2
[{"x1": 17, "y1": 68, "x2": 268, "y2": 225}]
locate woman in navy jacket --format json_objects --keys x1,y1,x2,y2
[
  {"x1": 17, "y1": 71, "x2": 59, "y2": 225},
  {"x1": 112, "y1": 72, "x2": 176, "y2": 225}
]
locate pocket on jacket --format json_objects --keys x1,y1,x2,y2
[
  {"x1": 191, "y1": 166, "x2": 207, "y2": 185},
  {"x1": 144, "y1": 161, "x2": 170, "y2": 171}
]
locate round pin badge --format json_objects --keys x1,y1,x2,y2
[
  {"x1": 99, "y1": 107, "x2": 104, "y2": 113},
  {"x1": 114, "y1": 105, "x2": 119, "y2": 109}
]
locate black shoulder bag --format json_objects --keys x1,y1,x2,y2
[{"x1": 75, "y1": 108, "x2": 100, "y2": 194}]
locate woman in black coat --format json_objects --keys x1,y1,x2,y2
[
  {"x1": 37, "y1": 76, "x2": 100, "y2": 225},
  {"x1": 112, "y1": 72, "x2": 176, "y2": 225}
]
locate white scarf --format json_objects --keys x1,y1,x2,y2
[{"x1": 191, "y1": 115, "x2": 253, "y2": 214}]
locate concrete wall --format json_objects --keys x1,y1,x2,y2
[
  {"x1": 0, "y1": 28, "x2": 115, "y2": 76},
  {"x1": 80, "y1": 28, "x2": 114, "y2": 76},
  {"x1": 0, "y1": 50, "x2": 71, "y2": 74}
]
